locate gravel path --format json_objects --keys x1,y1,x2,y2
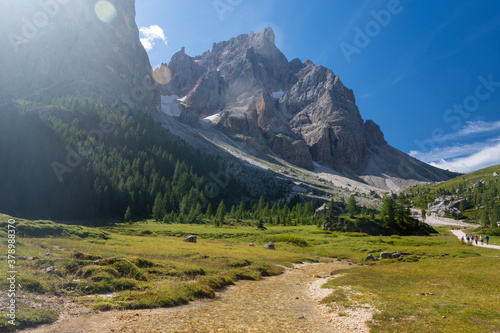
[
  {"x1": 411, "y1": 210, "x2": 499, "y2": 249},
  {"x1": 411, "y1": 210, "x2": 480, "y2": 228},
  {"x1": 449, "y1": 230, "x2": 500, "y2": 249},
  {"x1": 21, "y1": 261, "x2": 373, "y2": 333}
]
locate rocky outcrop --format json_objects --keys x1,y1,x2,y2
[
  {"x1": 271, "y1": 134, "x2": 313, "y2": 169},
  {"x1": 428, "y1": 195, "x2": 472, "y2": 218},
  {"x1": 0, "y1": 0, "x2": 159, "y2": 115}
]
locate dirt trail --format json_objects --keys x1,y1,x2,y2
[{"x1": 22, "y1": 261, "x2": 370, "y2": 333}]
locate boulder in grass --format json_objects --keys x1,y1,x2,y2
[
  {"x1": 391, "y1": 251, "x2": 402, "y2": 259},
  {"x1": 365, "y1": 254, "x2": 379, "y2": 261},
  {"x1": 264, "y1": 242, "x2": 275, "y2": 250},
  {"x1": 248, "y1": 243, "x2": 255, "y2": 247},
  {"x1": 184, "y1": 235, "x2": 197, "y2": 243},
  {"x1": 380, "y1": 251, "x2": 402, "y2": 259},
  {"x1": 380, "y1": 252, "x2": 393, "y2": 259},
  {"x1": 40, "y1": 266, "x2": 57, "y2": 274}
]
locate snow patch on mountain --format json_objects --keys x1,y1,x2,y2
[
  {"x1": 161, "y1": 94, "x2": 182, "y2": 117},
  {"x1": 271, "y1": 90, "x2": 285, "y2": 99}
]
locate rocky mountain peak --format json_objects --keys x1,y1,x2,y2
[
  {"x1": 161, "y1": 28, "x2": 388, "y2": 171},
  {"x1": 160, "y1": 28, "x2": 455, "y2": 189},
  {"x1": 261, "y1": 26, "x2": 276, "y2": 44}
]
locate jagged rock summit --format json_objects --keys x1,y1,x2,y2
[{"x1": 161, "y1": 27, "x2": 455, "y2": 189}]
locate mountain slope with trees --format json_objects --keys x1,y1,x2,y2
[
  {"x1": 0, "y1": 98, "x2": 245, "y2": 221},
  {"x1": 404, "y1": 165, "x2": 500, "y2": 227}
]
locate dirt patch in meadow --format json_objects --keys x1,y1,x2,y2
[{"x1": 21, "y1": 260, "x2": 376, "y2": 333}]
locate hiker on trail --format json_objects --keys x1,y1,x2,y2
[
  {"x1": 485, "y1": 235, "x2": 489, "y2": 245},
  {"x1": 466, "y1": 235, "x2": 470, "y2": 243},
  {"x1": 461, "y1": 236, "x2": 464, "y2": 242},
  {"x1": 475, "y1": 235, "x2": 478, "y2": 245},
  {"x1": 480, "y1": 235, "x2": 483, "y2": 245}
]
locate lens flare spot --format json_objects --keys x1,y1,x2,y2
[
  {"x1": 153, "y1": 65, "x2": 171, "y2": 85},
  {"x1": 95, "y1": 1, "x2": 117, "y2": 24}
]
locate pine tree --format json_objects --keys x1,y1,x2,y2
[
  {"x1": 124, "y1": 206, "x2": 132, "y2": 223},
  {"x1": 328, "y1": 199, "x2": 336, "y2": 219},
  {"x1": 258, "y1": 195, "x2": 266, "y2": 211},
  {"x1": 492, "y1": 205, "x2": 500, "y2": 227},
  {"x1": 480, "y1": 209, "x2": 490, "y2": 227},
  {"x1": 237, "y1": 201, "x2": 245, "y2": 218},
  {"x1": 205, "y1": 203, "x2": 213, "y2": 219},
  {"x1": 152, "y1": 193, "x2": 165, "y2": 221},
  {"x1": 230, "y1": 204, "x2": 237, "y2": 217},
  {"x1": 459, "y1": 201, "x2": 466, "y2": 214},
  {"x1": 257, "y1": 218, "x2": 265, "y2": 229},
  {"x1": 380, "y1": 196, "x2": 396, "y2": 225},
  {"x1": 347, "y1": 195, "x2": 357, "y2": 218},
  {"x1": 195, "y1": 202, "x2": 202, "y2": 217},
  {"x1": 216, "y1": 200, "x2": 226, "y2": 226}
]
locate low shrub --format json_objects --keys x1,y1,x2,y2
[
  {"x1": 229, "y1": 259, "x2": 252, "y2": 267},
  {"x1": 264, "y1": 235, "x2": 308, "y2": 247}
]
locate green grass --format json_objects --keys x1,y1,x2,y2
[
  {"x1": 263, "y1": 235, "x2": 309, "y2": 247},
  {"x1": 0, "y1": 214, "x2": 109, "y2": 239},
  {"x1": 0, "y1": 215, "x2": 499, "y2": 332},
  {"x1": 0, "y1": 308, "x2": 58, "y2": 332}
]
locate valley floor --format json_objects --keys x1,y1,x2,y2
[
  {"x1": 3, "y1": 217, "x2": 499, "y2": 333},
  {"x1": 21, "y1": 261, "x2": 369, "y2": 333}
]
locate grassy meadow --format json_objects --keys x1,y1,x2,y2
[{"x1": 0, "y1": 214, "x2": 499, "y2": 332}]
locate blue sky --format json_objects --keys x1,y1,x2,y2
[{"x1": 135, "y1": 0, "x2": 500, "y2": 173}]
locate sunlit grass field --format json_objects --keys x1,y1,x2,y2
[{"x1": 0, "y1": 214, "x2": 499, "y2": 332}]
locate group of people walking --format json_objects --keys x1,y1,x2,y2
[{"x1": 461, "y1": 233, "x2": 489, "y2": 245}]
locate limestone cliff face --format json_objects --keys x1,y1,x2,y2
[
  {"x1": 162, "y1": 27, "x2": 386, "y2": 171},
  {"x1": 0, "y1": 0, "x2": 159, "y2": 115}
]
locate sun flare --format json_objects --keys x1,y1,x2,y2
[{"x1": 94, "y1": 1, "x2": 117, "y2": 23}]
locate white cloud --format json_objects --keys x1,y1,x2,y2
[
  {"x1": 410, "y1": 138, "x2": 500, "y2": 173},
  {"x1": 139, "y1": 25, "x2": 167, "y2": 51},
  {"x1": 435, "y1": 120, "x2": 500, "y2": 143},
  {"x1": 410, "y1": 140, "x2": 496, "y2": 162},
  {"x1": 428, "y1": 142, "x2": 500, "y2": 174},
  {"x1": 410, "y1": 120, "x2": 500, "y2": 173}
]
